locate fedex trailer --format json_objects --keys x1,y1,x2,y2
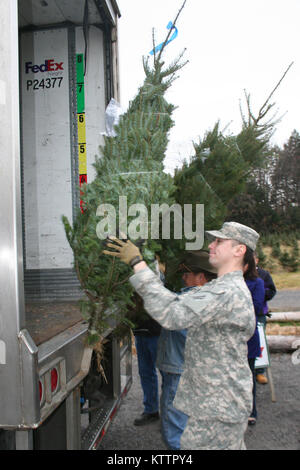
[{"x1": 0, "y1": 0, "x2": 132, "y2": 450}]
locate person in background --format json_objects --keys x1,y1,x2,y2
[
  {"x1": 243, "y1": 253, "x2": 265, "y2": 425},
  {"x1": 132, "y1": 303, "x2": 161, "y2": 426},
  {"x1": 156, "y1": 251, "x2": 217, "y2": 450},
  {"x1": 130, "y1": 255, "x2": 165, "y2": 426},
  {"x1": 254, "y1": 252, "x2": 277, "y2": 385}
]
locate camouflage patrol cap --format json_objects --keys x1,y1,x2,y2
[
  {"x1": 205, "y1": 221, "x2": 259, "y2": 251},
  {"x1": 177, "y1": 250, "x2": 217, "y2": 274}
]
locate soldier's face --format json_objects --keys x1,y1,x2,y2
[
  {"x1": 182, "y1": 272, "x2": 206, "y2": 287},
  {"x1": 208, "y1": 238, "x2": 236, "y2": 268}
]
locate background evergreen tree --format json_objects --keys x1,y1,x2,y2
[
  {"x1": 228, "y1": 128, "x2": 300, "y2": 234},
  {"x1": 227, "y1": 63, "x2": 296, "y2": 234},
  {"x1": 270, "y1": 130, "x2": 300, "y2": 226},
  {"x1": 174, "y1": 102, "x2": 275, "y2": 235},
  {"x1": 165, "y1": 74, "x2": 288, "y2": 286}
]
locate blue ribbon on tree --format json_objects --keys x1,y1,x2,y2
[{"x1": 149, "y1": 21, "x2": 178, "y2": 55}]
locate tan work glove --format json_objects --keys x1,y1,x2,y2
[{"x1": 103, "y1": 236, "x2": 143, "y2": 267}]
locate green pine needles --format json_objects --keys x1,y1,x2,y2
[{"x1": 62, "y1": 6, "x2": 188, "y2": 345}]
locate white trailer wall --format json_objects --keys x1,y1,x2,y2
[
  {"x1": 20, "y1": 26, "x2": 106, "y2": 271},
  {"x1": 21, "y1": 28, "x2": 73, "y2": 269}
]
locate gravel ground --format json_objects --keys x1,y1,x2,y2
[{"x1": 98, "y1": 352, "x2": 300, "y2": 451}]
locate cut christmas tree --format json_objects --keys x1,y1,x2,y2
[{"x1": 62, "y1": 2, "x2": 188, "y2": 345}]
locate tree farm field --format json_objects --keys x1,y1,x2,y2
[
  {"x1": 272, "y1": 271, "x2": 300, "y2": 290},
  {"x1": 262, "y1": 239, "x2": 300, "y2": 336},
  {"x1": 261, "y1": 240, "x2": 300, "y2": 290}
]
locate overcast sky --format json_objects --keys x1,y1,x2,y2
[{"x1": 116, "y1": 0, "x2": 300, "y2": 173}]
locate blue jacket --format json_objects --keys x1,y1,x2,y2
[
  {"x1": 246, "y1": 277, "x2": 265, "y2": 358},
  {"x1": 257, "y1": 266, "x2": 277, "y2": 315},
  {"x1": 156, "y1": 286, "x2": 195, "y2": 374}
]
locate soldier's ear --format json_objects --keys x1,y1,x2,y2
[{"x1": 234, "y1": 243, "x2": 247, "y2": 258}]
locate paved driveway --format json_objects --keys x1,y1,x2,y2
[{"x1": 269, "y1": 290, "x2": 300, "y2": 312}]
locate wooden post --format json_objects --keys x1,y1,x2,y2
[{"x1": 266, "y1": 367, "x2": 276, "y2": 402}]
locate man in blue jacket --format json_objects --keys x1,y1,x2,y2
[{"x1": 156, "y1": 250, "x2": 217, "y2": 450}]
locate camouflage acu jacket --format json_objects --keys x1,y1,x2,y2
[{"x1": 130, "y1": 268, "x2": 256, "y2": 423}]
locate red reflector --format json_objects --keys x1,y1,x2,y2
[
  {"x1": 39, "y1": 380, "x2": 43, "y2": 402},
  {"x1": 110, "y1": 405, "x2": 118, "y2": 421},
  {"x1": 51, "y1": 368, "x2": 59, "y2": 393}
]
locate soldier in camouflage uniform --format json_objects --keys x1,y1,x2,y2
[{"x1": 103, "y1": 222, "x2": 259, "y2": 450}]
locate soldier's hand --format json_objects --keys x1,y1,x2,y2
[{"x1": 103, "y1": 236, "x2": 143, "y2": 267}]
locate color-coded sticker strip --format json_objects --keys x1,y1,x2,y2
[{"x1": 76, "y1": 54, "x2": 87, "y2": 211}]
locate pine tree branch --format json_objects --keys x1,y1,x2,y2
[
  {"x1": 103, "y1": 256, "x2": 116, "y2": 294},
  {"x1": 245, "y1": 62, "x2": 294, "y2": 127},
  {"x1": 74, "y1": 259, "x2": 97, "y2": 303},
  {"x1": 81, "y1": 262, "x2": 96, "y2": 283},
  {"x1": 112, "y1": 275, "x2": 132, "y2": 289},
  {"x1": 258, "y1": 61, "x2": 294, "y2": 121},
  {"x1": 156, "y1": 0, "x2": 187, "y2": 64},
  {"x1": 152, "y1": 28, "x2": 157, "y2": 63}
]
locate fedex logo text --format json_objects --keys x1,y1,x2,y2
[{"x1": 25, "y1": 59, "x2": 64, "y2": 74}]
